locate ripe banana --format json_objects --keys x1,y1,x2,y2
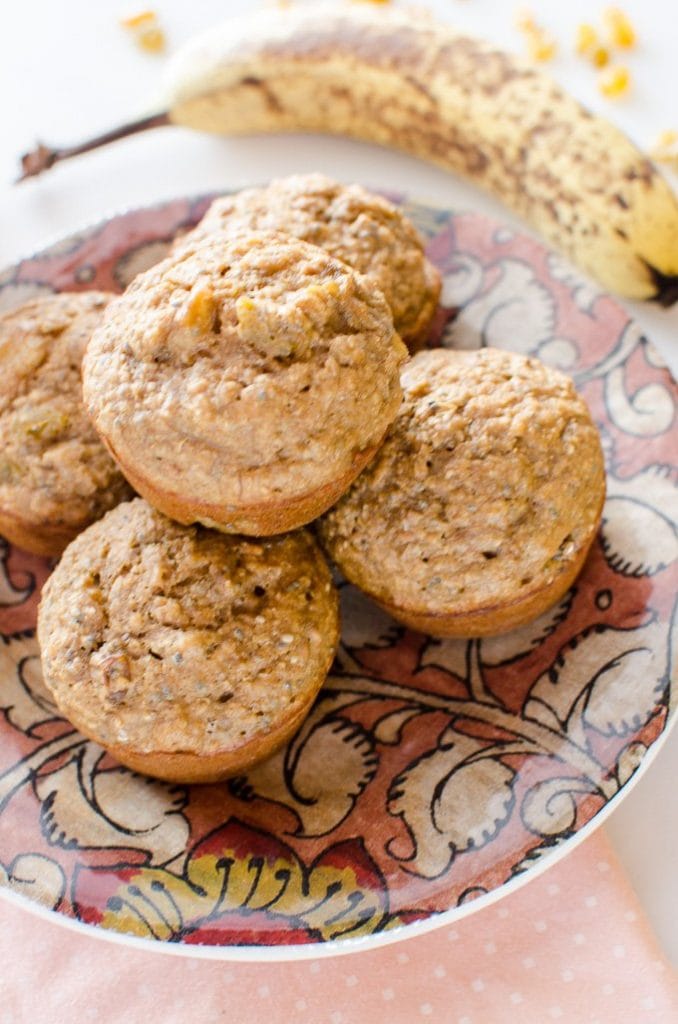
[{"x1": 21, "y1": 4, "x2": 678, "y2": 304}]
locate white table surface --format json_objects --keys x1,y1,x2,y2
[{"x1": 1, "y1": 0, "x2": 676, "y2": 967}]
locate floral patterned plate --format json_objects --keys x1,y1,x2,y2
[{"x1": 0, "y1": 196, "x2": 676, "y2": 960}]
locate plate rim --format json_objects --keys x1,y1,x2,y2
[
  {"x1": 0, "y1": 193, "x2": 675, "y2": 961},
  {"x1": 1, "y1": 707, "x2": 675, "y2": 962}
]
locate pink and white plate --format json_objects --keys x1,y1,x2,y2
[{"x1": 0, "y1": 195, "x2": 675, "y2": 959}]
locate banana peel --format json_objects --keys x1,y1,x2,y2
[{"x1": 19, "y1": 4, "x2": 678, "y2": 304}]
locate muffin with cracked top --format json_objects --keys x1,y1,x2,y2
[
  {"x1": 318, "y1": 347, "x2": 606, "y2": 637},
  {"x1": 0, "y1": 292, "x2": 133, "y2": 556},
  {"x1": 180, "y1": 173, "x2": 441, "y2": 350},
  {"x1": 83, "y1": 232, "x2": 407, "y2": 536},
  {"x1": 37, "y1": 498, "x2": 340, "y2": 783}
]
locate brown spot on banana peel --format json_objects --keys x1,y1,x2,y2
[
  {"x1": 240, "y1": 76, "x2": 284, "y2": 115},
  {"x1": 625, "y1": 163, "x2": 657, "y2": 187}
]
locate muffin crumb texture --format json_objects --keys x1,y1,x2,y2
[
  {"x1": 38, "y1": 500, "x2": 339, "y2": 759},
  {"x1": 319, "y1": 347, "x2": 605, "y2": 629},
  {"x1": 0, "y1": 292, "x2": 132, "y2": 551},
  {"x1": 83, "y1": 233, "x2": 406, "y2": 524},
  {"x1": 183, "y1": 173, "x2": 441, "y2": 348}
]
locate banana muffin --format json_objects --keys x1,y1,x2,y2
[
  {"x1": 83, "y1": 232, "x2": 407, "y2": 535},
  {"x1": 38, "y1": 498, "x2": 340, "y2": 783},
  {"x1": 0, "y1": 292, "x2": 133, "y2": 556},
  {"x1": 180, "y1": 174, "x2": 441, "y2": 350},
  {"x1": 318, "y1": 348, "x2": 606, "y2": 637}
]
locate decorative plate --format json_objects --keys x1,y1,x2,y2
[{"x1": 0, "y1": 196, "x2": 676, "y2": 960}]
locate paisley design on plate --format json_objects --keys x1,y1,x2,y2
[{"x1": 0, "y1": 198, "x2": 675, "y2": 952}]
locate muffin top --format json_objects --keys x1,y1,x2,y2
[
  {"x1": 38, "y1": 499, "x2": 339, "y2": 756},
  {"x1": 319, "y1": 347, "x2": 605, "y2": 618},
  {"x1": 83, "y1": 233, "x2": 406, "y2": 515},
  {"x1": 0, "y1": 292, "x2": 132, "y2": 534},
  {"x1": 183, "y1": 174, "x2": 441, "y2": 347}
]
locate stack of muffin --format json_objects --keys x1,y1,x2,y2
[{"x1": 0, "y1": 174, "x2": 605, "y2": 784}]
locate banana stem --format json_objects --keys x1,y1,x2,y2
[{"x1": 17, "y1": 112, "x2": 171, "y2": 182}]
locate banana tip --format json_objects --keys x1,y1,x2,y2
[{"x1": 649, "y1": 266, "x2": 678, "y2": 308}]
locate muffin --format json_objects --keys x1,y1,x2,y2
[
  {"x1": 0, "y1": 292, "x2": 133, "y2": 556},
  {"x1": 83, "y1": 232, "x2": 407, "y2": 536},
  {"x1": 318, "y1": 348, "x2": 606, "y2": 637},
  {"x1": 37, "y1": 499, "x2": 340, "y2": 783},
  {"x1": 180, "y1": 174, "x2": 441, "y2": 350}
]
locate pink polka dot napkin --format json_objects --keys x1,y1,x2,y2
[{"x1": 0, "y1": 829, "x2": 675, "y2": 1024}]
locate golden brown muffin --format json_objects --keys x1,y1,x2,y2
[
  {"x1": 180, "y1": 174, "x2": 441, "y2": 350},
  {"x1": 318, "y1": 348, "x2": 606, "y2": 637},
  {"x1": 37, "y1": 499, "x2": 340, "y2": 783},
  {"x1": 0, "y1": 292, "x2": 133, "y2": 557},
  {"x1": 83, "y1": 232, "x2": 407, "y2": 536}
]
